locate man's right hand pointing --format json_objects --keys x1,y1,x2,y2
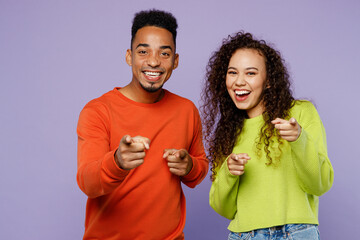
[{"x1": 115, "y1": 135, "x2": 150, "y2": 170}]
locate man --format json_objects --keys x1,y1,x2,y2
[{"x1": 77, "y1": 9, "x2": 208, "y2": 240}]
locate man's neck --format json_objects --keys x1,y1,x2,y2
[{"x1": 119, "y1": 83, "x2": 164, "y2": 104}]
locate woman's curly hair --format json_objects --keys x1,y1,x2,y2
[{"x1": 201, "y1": 31, "x2": 294, "y2": 181}]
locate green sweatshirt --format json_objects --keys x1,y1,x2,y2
[{"x1": 209, "y1": 100, "x2": 334, "y2": 233}]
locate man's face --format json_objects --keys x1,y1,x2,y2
[{"x1": 126, "y1": 26, "x2": 179, "y2": 93}]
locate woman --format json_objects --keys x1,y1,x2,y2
[{"x1": 201, "y1": 31, "x2": 334, "y2": 239}]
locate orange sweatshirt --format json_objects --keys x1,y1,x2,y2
[{"x1": 77, "y1": 88, "x2": 208, "y2": 240}]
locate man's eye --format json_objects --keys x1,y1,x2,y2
[
  {"x1": 138, "y1": 50, "x2": 147, "y2": 54},
  {"x1": 161, "y1": 52, "x2": 170, "y2": 57}
]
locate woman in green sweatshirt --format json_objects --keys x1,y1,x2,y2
[{"x1": 201, "y1": 31, "x2": 334, "y2": 240}]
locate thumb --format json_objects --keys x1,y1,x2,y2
[
  {"x1": 289, "y1": 117, "x2": 297, "y2": 125},
  {"x1": 121, "y1": 135, "x2": 132, "y2": 145},
  {"x1": 176, "y1": 149, "x2": 188, "y2": 159}
]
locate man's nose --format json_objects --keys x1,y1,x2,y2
[{"x1": 147, "y1": 53, "x2": 160, "y2": 67}]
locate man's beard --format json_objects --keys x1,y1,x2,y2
[{"x1": 139, "y1": 81, "x2": 164, "y2": 93}]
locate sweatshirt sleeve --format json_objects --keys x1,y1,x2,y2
[
  {"x1": 209, "y1": 159, "x2": 239, "y2": 220},
  {"x1": 76, "y1": 101, "x2": 129, "y2": 198},
  {"x1": 181, "y1": 105, "x2": 209, "y2": 188},
  {"x1": 289, "y1": 101, "x2": 334, "y2": 196}
]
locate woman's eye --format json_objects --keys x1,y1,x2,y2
[
  {"x1": 247, "y1": 72, "x2": 256, "y2": 75},
  {"x1": 228, "y1": 71, "x2": 237, "y2": 75}
]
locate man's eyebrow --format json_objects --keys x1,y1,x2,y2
[
  {"x1": 160, "y1": 45, "x2": 173, "y2": 51},
  {"x1": 135, "y1": 44, "x2": 173, "y2": 51},
  {"x1": 135, "y1": 43, "x2": 149, "y2": 49}
]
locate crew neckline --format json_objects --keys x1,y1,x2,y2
[
  {"x1": 112, "y1": 87, "x2": 169, "y2": 107},
  {"x1": 244, "y1": 113, "x2": 264, "y2": 124}
]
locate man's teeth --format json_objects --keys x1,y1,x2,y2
[
  {"x1": 235, "y1": 90, "x2": 250, "y2": 96},
  {"x1": 144, "y1": 71, "x2": 161, "y2": 76}
]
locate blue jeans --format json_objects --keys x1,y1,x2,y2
[{"x1": 228, "y1": 224, "x2": 320, "y2": 240}]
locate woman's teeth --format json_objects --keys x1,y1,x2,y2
[{"x1": 235, "y1": 90, "x2": 250, "y2": 96}]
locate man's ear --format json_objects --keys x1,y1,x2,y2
[
  {"x1": 173, "y1": 53, "x2": 179, "y2": 70},
  {"x1": 125, "y1": 49, "x2": 132, "y2": 66}
]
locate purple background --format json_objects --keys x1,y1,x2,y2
[{"x1": 1, "y1": 0, "x2": 359, "y2": 239}]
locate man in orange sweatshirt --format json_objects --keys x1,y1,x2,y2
[{"x1": 76, "y1": 9, "x2": 208, "y2": 240}]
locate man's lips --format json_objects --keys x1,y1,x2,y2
[
  {"x1": 142, "y1": 70, "x2": 163, "y2": 82},
  {"x1": 143, "y1": 71, "x2": 162, "y2": 77}
]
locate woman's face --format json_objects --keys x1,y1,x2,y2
[{"x1": 226, "y1": 48, "x2": 267, "y2": 118}]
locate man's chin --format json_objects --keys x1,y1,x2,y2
[{"x1": 140, "y1": 82, "x2": 164, "y2": 93}]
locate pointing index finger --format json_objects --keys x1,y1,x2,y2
[
  {"x1": 131, "y1": 136, "x2": 150, "y2": 150},
  {"x1": 271, "y1": 118, "x2": 288, "y2": 124},
  {"x1": 163, "y1": 149, "x2": 176, "y2": 158},
  {"x1": 271, "y1": 118, "x2": 282, "y2": 124},
  {"x1": 141, "y1": 140, "x2": 150, "y2": 150}
]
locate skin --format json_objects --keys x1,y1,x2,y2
[
  {"x1": 115, "y1": 26, "x2": 193, "y2": 176},
  {"x1": 163, "y1": 149, "x2": 193, "y2": 176},
  {"x1": 115, "y1": 135, "x2": 151, "y2": 170},
  {"x1": 227, "y1": 153, "x2": 251, "y2": 176},
  {"x1": 226, "y1": 48, "x2": 267, "y2": 119},
  {"x1": 121, "y1": 26, "x2": 179, "y2": 104},
  {"x1": 225, "y1": 48, "x2": 301, "y2": 175},
  {"x1": 272, "y1": 117, "x2": 301, "y2": 142}
]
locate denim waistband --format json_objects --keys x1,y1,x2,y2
[{"x1": 247, "y1": 224, "x2": 317, "y2": 237}]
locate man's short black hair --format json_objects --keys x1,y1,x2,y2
[{"x1": 131, "y1": 9, "x2": 178, "y2": 48}]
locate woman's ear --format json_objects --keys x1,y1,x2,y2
[{"x1": 265, "y1": 80, "x2": 271, "y2": 89}]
